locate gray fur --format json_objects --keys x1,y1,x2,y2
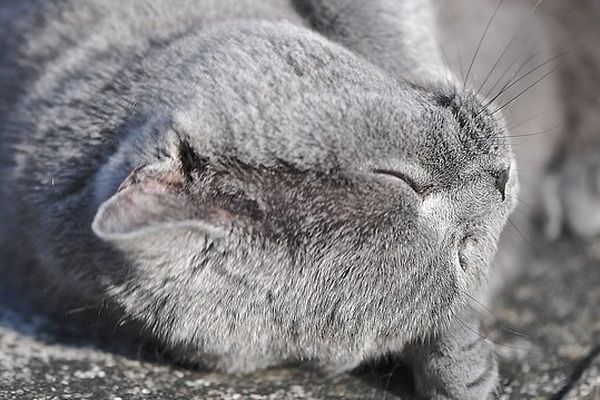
[
  {"x1": 407, "y1": 310, "x2": 498, "y2": 400},
  {"x1": 0, "y1": 1, "x2": 520, "y2": 398}
]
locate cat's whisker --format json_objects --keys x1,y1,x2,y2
[
  {"x1": 481, "y1": 21, "x2": 557, "y2": 102},
  {"x1": 483, "y1": 45, "x2": 539, "y2": 101},
  {"x1": 492, "y1": 63, "x2": 563, "y2": 115},
  {"x1": 475, "y1": 36, "x2": 517, "y2": 98},
  {"x1": 460, "y1": 294, "x2": 497, "y2": 323},
  {"x1": 505, "y1": 106, "x2": 560, "y2": 131},
  {"x1": 489, "y1": 38, "x2": 600, "y2": 110},
  {"x1": 469, "y1": 304, "x2": 531, "y2": 340},
  {"x1": 516, "y1": 197, "x2": 540, "y2": 212},
  {"x1": 513, "y1": 192, "x2": 548, "y2": 217},
  {"x1": 507, "y1": 123, "x2": 563, "y2": 139},
  {"x1": 457, "y1": 289, "x2": 530, "y2": 339},
  {"x1": 484, "y1": 51, "x2": 565, "y2": 113},
  {"x1": 455, "y1": 37, "x2": 466, "y2": 84},
  {"x1": 475, "y1": 0, "x2": 545, "y2": 97},
  {"x1": 435, "y1": 36, "x2": 455, "y2": 78},
  {"x1": 512, "y1": 206, "x2": 547, "y2": 224},
  {"x1": 483, "y1": 136, "x2": 519, "y2": 145},
  {"x1": 454, "y1": 316, "x2": 531, "y2": 352},
  {"x1": 464, "y1": 0, "x2": 506, "y2": 89},
  {"x1": 507, "y1": 217, "x2": 539, "y2": 255},
  {"x1": 508, "y1": 155, "x2": 547, "y2": 170}
]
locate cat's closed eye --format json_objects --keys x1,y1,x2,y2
[{"x1": 372, "y1": 169, "x2": 430, "y2": 197}]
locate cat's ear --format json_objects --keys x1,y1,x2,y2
[{"x1": 92, "y1": 164, "x2": 224, "y2": 241}]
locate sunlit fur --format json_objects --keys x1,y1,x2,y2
[{"x1": 0, "y1": 1, "x2": 519, "y2": 398}]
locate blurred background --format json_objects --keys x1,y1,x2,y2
[{"x1": 1, "y1": 1, "x2": 600, "y2": 399}]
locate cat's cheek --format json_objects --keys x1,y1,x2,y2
[
  {"x1": 456, "y1": 234, "x2": 496, "y2": 282},
  {"x1": 418, "y1": 194, "x2": 463, "y2": 267}
]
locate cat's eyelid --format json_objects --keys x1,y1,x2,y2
[{"x1": 372, "y1": 169, "x2": 431, "y2": 196}]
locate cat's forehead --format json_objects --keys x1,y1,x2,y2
[
  {"x1": 175, "y1": 94, "x2": 508, "y2": 181},
  {"x1": 170, "y1": 23, "x2": 509, "y2": 174},
  {"x1": 176, "y1": 84, "x2": 508, "y2": 170}
]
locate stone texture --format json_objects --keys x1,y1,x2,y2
[{"x1": 491, "y1": 240, "x2": 600, "y2": 399}]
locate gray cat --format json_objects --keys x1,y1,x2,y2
[{"x1": 0, "y1": 0, "x2": 535, "y2": 398}]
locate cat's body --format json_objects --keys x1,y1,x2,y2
[{"x1": 2, "y1": 0, "x2": 598, "y2": 399}]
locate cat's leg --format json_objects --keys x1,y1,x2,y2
[
  {"x1": 406, "y1": 312, "x2": 498, "y2": 400},
  {"x1": 541, "y1": 0, "x2": 600, "y2": 239},
  {"x1": 291, "y1": 0, "x2": 448, "y2": 82}
]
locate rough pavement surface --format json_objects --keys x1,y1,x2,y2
[
  {"x1": 493, "y1": 240, "x2": 600, "y2": 400},
  {"x1": 1, "y1": 237, "x2": 599, "y2": 400}
]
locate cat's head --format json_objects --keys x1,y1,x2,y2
[{"x1": 91, "y1": 22, "x2": 517, "y2": 368}]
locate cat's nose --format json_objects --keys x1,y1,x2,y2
[{"x1": 495, "y1": 167, "x2": 510, "y2": 201}]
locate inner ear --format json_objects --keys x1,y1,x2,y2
[
  {"x1": 117, "y1": 164, "x2": 185, "y2": 194},
  {"x1": 92, "y1": 164, "x2": 190, "y2": 239},
  {"x1": 92, "y1": 157, "x2": 237, "y2": 241}
]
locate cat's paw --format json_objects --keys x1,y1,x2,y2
[
  {"x1": 543, "y1": 149, "x2": 600, "y2": 240},
  {"x1": 408, "y1": 318, "x2": 498, "y2": 400}
]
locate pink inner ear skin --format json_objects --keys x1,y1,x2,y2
[
  {"x1": 117, "y1": 165, "x2": 146, "y2": 193},
  {"x1": 143, "y1": 179, "x2": 179, "y2": 194},
  {"x1": 117, "y1": 165, "x2": 185, "y2": 194}
]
